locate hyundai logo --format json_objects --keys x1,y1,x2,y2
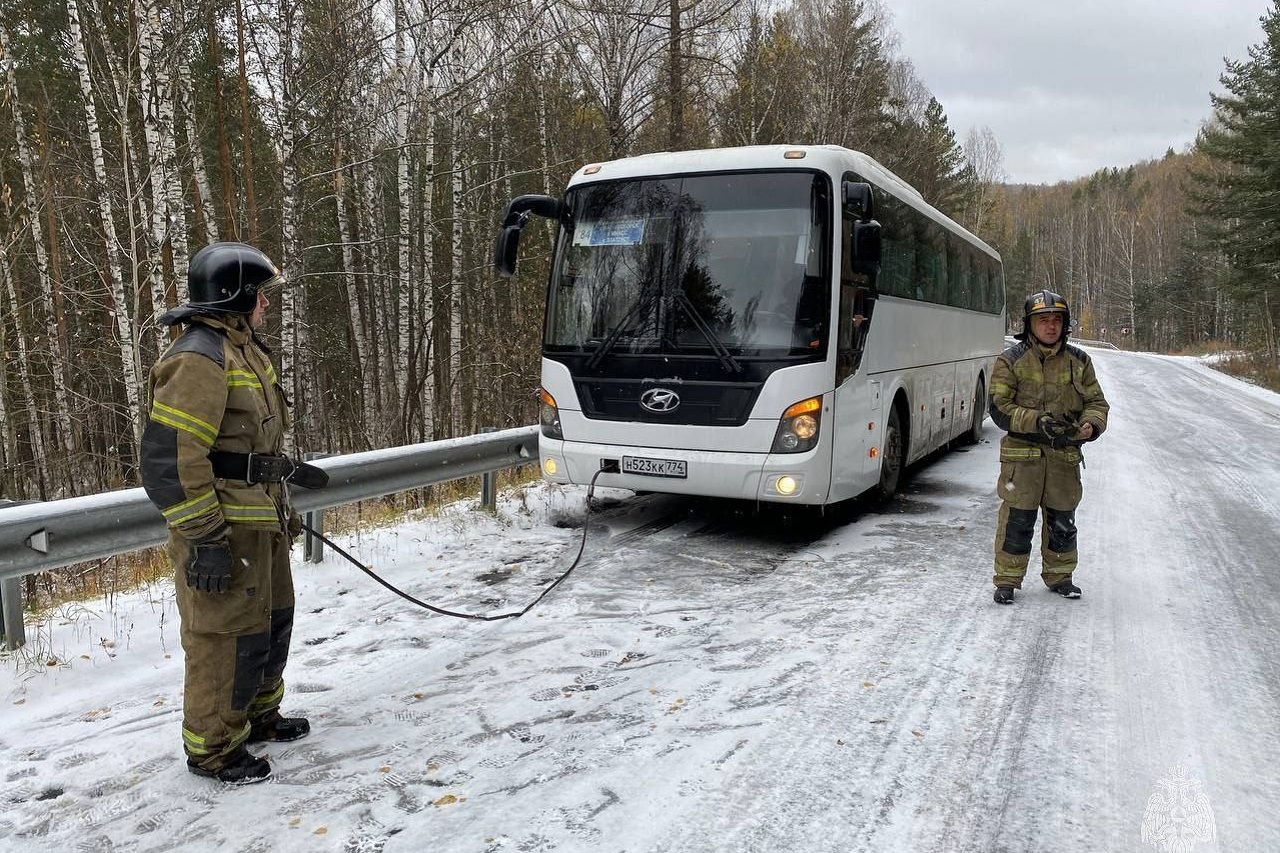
[{"x1": 640, "y1": 388, "x2": 681, "y2": 413}]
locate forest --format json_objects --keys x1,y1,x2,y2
[{"x1": 2, "y1": 0, "x2": 1278, "y2": 504}]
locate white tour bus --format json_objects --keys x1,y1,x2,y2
[{"x1": 494, "y1": 145, "x2": 1005, "y2": 505}]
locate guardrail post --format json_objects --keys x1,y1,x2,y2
[
  {"x1": 480, "y1": 428, "x2": 498, "y2": 513},
  {"x1": 1, "y1": 575, "x2": 24, "y2": 650},
  {"x1": 0, "y1": 499, "x2": 33, "y2": 649},
  {"x1": 302, "y1": 452, "x2": 329, "y2": 564}
]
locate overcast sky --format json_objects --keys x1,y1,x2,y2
[{"x1": 884, "y1": 0, "x2": 1272, "y2": 184}]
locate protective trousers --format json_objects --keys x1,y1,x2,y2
[
  {"x1": 992, "y1": 445, "x2": 1083, "y2": 589},
  {"x1": 169, "y1": 525, "x2": 294, "y2": 769}
]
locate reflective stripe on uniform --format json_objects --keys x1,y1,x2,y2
[
  {"x1": 226, "y1": 369, "x2": 263, "y2": 389},
  {"x1": 182, "y1": 726, "x2": 212, "y2": 755},
  {"x1": 183, "y1": 721, "x2": 251, "y2": 754},
  {"x1": 149, "y1": 401, "x2": 218, "y2": 446},
  {"x1": 989, "y1": 382, "x2": 1013, "y2": 396},
  {"x1": 222, "y1": 502, "x2": 279, "y2": 523},
  {"x1": 249, "y1": 679, "x2": 284, "y2": 713},
  {"x1": 999, "y1": 446, "x2": 1042, "y2": 462},
  {"x1": 161, "y1": 489, "x2": 219, "y2": 524}
]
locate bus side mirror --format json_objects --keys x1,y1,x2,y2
[
  {"x1": 494, "y1": 226, "x2": 522, "y2": 277},
  {"x1": 843, "y1": 181, "x2": 874, "y2": 221},
  {"x1": 851, "y1": 220, "x2": 881, "y2": 277},
  {"x1": 493, "y1": 194, "x2": 565, "y2": 278},
  {"x1": 501, "y1": 194, "x2": 563, "y2": 227}
]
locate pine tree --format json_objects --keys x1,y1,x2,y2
[
  {"x1": 1193, "y1": 0, "x2": 1280, "y2": 357},
  {"x1": 890, "y1": 97, "x2": 974, "y2": 220}
]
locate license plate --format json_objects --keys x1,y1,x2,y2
[{"x1": 621, "y1": 455, "x2": 687, "y2": 478}]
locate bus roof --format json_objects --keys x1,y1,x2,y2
[{"x1": 565, "y1": 145, "x2": 1000, "y2": 262}]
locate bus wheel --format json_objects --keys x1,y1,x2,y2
[
  {"x1": 962, "y1": 376, "x2": 985, "y2": 445},
  {"x1": 877, "y1": 406, "x2": 904, "y2": 499}
]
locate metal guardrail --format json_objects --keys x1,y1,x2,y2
[
  {"x1": 0, "y1": 425, "x2": 538, "y2": 585},
  {"x1": 1072, "y1": 338, "x2": 1122, "y2": 351}
]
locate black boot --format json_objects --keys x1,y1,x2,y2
[
  {"x1": 249, "y1": 711, "x2": 311, "y2": 743},
  {"x1": 1050, "y1": 580, "x2": 1082, "y2": 599},
  {"x1": 187, "y1": 746, "x2": 272, "y2": 785},
  {"x1": 994, "y1": 586, "x2": 1015, "y2": 605}
]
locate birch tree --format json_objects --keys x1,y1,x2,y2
[
  {"x1": 963, "y1": 125, "x2": 1005, "y2": 236},
  {"x1": 394, "y1": 0, "x2": 413, "y2": 432},
  {"x1": 135, "y1": 0, "x2": 179, "y2": 347},
  {"x1": 2, "y1": 26, "x2": 76, "y2": 463},
  {"x1": 179, "y1": 53, "x2": 219, "y2": 244},
  {"x1": 67, "y1": 0, "x2": 143, "y2": 450},
  {"x1": 0, "y1": 230, "x2": 45, "y2": 498}
]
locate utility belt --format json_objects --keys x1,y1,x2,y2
[
  {"x1": 1005, "y1": 434, "x2": 1087, "y2": 468},
  {"x1": 208, "y1": 450, "x2": 329, "y2": 489},
  {"x1": 1010, "y1": 431, "x2": 1084, "y2": 450}
]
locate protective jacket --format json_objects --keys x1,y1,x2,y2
[
  {"x1": 987, "y1": 338, "x2": 1110, "y2": 590},
  {"x1": 988, "y1": 338, "x2": 1109, "y2": 459},
  {"x1": 141, "y1": 314, "x2": 291, "y2": 540}
]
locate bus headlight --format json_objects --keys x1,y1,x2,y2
[
  {"x1": 771, "y1": 396, "x2": 822, "y2": 453},
  {"x1": 539, "y1": 388, "x2": 563, "y2": 439}
]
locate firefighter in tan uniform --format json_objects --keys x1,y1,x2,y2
[
  {"x1": 141, "y1": 242, "x2": 325, "y2": 783},
  {"x1": 988, "y1": 290, "x2": 1109, "y2": 605}
]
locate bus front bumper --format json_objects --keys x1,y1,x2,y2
[{"x1": 538, "y1": 437, "x2": 830, "y2": 504}]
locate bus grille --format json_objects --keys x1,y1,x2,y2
[{"x1": 575, "y1": 379, "x2": 761, "y2": 426}]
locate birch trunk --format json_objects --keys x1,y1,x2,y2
[
  {"x1": 394, "y1": 0, "x2": 412, "y2": 427},
  {"x1": 210, "y1": 13, "x2": 236, "y2": 237},
  {"x1": 450, "y1": 92, "x2": 465, "y2": 437},
  {"x1": 333, "y1": 143, "x2": 375, "y2": 443},
  {"x1": 85, "y1": 0, "x2": 151, "y2": 340},
  {"x1": 68, "y1": 0, "x2": 143, "y2": 451},
  {"x1": 0, "y1": 240, "x2": 40, "y2": 496},
  {"x1": 416, "y1": 76, "x2": 436, "y2": 444},
  {"x1": 2, "y1": 27, "x2": 76, "y2": 461},
  {"x1": 179, "y1": 55, "x2": 219, "y2": 244},
  {"x1": 359, "y1": 137, "x2": 396, "y2": 442},
  {"x1": 136, "y1": 0, "x2": 175, "y2": 350},
  {"x1": 0, "y1": 310, "x2": 10, "y2": 490},
  {"x1": 234, "y1": 0, "x2": 258, "y2": 240},
  {"x1": 153, "y1": 3, "x2": 189, "y2": 291},
  {"x1": 276, "y1": 0, "x2": 310, "y2": 453}
]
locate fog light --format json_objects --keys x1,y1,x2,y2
[
  {"x1": 775, "y1": 475, "x2": 799, "y2": 495},
  {"x1": 543, "y1": 457, "x2": 559, "y2": 476}
]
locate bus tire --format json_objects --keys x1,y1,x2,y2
[
  {"x1": 961, "y1": 375, "x2": 985, "y2": 445},
  {"x1": 876, "y1": 405, "x2": 905, "y2": 499}
]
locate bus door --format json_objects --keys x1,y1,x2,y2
[{"x1": 829, "y1": 193, "x2": 879, "y2": 501}]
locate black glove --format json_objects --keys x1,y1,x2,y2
[
  {"x1": 186, "y1": 535, "x2": 233, "y2": 593},
  {"x1": 1037, "y1": 413, "x2": 1075, "y2": 444}
]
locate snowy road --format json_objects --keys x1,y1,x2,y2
[{"x1": 2, "y1": 348, "x2": 1278, "y2": 852}]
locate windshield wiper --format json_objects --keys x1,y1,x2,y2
[
  {"x1": 672, "y1": 291, "x2": 744, "y2": 374},
  {"x1": 586, "y1": 280, "x2": 663, "y2": 371}
]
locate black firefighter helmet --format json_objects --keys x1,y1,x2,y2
[
  {"x1": 160, "y1": 242, "x2": 283, "y2": 325},
  {"x1": 1019, "y1": 289, "x2": 1071, "y2": 342}
]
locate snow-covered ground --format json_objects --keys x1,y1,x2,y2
[{"x1": 3, "y1": 347, "x2": 1278, "y2": 853}]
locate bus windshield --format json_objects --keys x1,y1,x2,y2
[{"x1": 546, "y1": 171, "x2": 831, "y2": 360}]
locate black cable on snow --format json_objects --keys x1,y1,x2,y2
[{"x1": 301, "y1": 467, "x2": 604, "y2": 621}]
